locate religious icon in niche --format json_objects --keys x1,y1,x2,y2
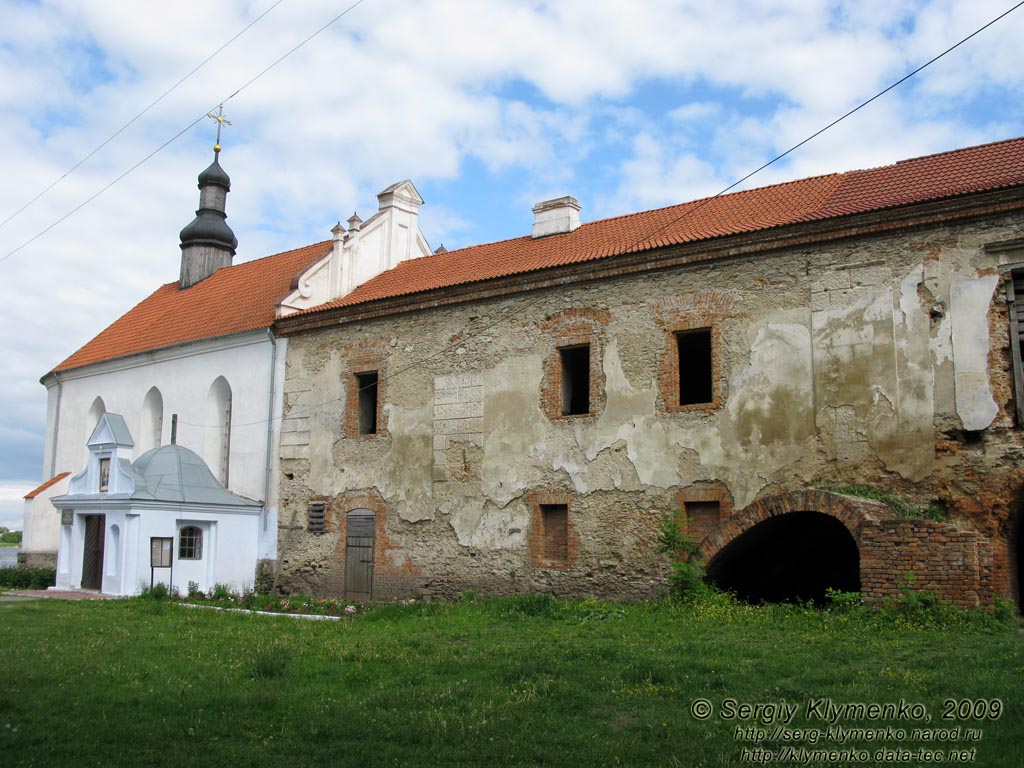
[{"x1": 98, "y1": 457, "x2": 110, "y2": 492}]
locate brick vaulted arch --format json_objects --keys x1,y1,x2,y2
[{"x1": 695, "y1": 489, "x2": 892, "y2": 566}]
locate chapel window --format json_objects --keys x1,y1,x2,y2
[
  {"x1": 98, "y1": 458, "x2": 110, "y2": 492},
  {"x1": 179, "y1": 526, "x2": 203, "y2": 560}
]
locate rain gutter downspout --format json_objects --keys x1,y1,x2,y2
[
  {"x1": 49, "y1": 372, "x2": 63, "y2": 478},
  {"x1": 263, "y1": 328, "x2": 279, "y2": 534}
]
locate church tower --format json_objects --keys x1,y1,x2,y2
[{"x1": 178, "y1": 108, "x2": 237, "y2": 289}]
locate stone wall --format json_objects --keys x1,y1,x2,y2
[{"x1": 274, "y1": 208, "x2": 1024, "y2": 605}]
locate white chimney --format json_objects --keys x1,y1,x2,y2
[{"x1": 532, "y1": 196, "x2": 581, "y2": 238}]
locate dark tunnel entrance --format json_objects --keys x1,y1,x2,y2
[{"x1": 705, "y1": 511, "x2": 860, "y2": 605}]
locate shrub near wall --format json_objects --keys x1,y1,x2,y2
[{"x1": 0, "y1": 567, "x2": 56, "y2": 589}]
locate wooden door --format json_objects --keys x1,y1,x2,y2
[
  {"x1": 344, "y1": 511, "x2": 375, "y2": 601},
  {"x1": 81, "y1": 515, "x2": 105, "y2": 590}
]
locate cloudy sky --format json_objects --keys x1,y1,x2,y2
[{"x1": 1, "y1": 0, "x2": 1023, "y2": 529}]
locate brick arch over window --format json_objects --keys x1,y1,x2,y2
[{"x1": 694, "y1": 489, "x2": 892, "y2": 566}]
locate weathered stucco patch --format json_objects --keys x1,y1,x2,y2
[
  {"x1": 950, "y1": 275, "x2": 1000, "y2": 431},
  {"x1": 482, "y1": 353, "x2": 547, "y2": 506},
  {"x1": 447, "y1": 497, "x2": 528, "y2": 549}
]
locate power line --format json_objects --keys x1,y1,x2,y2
[
  {"x1": 627, "y1": 0, "x2": 1024, "y2": 253},
  {"x1": 181, "y1": 0, "x2": 1024, "y2": 432},
  {"x1": 2, "y1": 0, "x2": 367, "y2": 263},
  {"x1": 0, "y1": 0, "x2": 287, "y2": 233}
]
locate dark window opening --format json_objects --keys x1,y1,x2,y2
[
  {"x1": 178, "y1": 525, "x2": 203, "y2": 560},
  {"x1": 541, "y1": 504, "x2": 569, "y2": 563},
  {"x1": 559, "y1": 345, "x2": 590, "y2": 415},
  {"x1": 705, "y1": 511, "x2": 859, "y2": 605},
  {"x1": 676, "y1": 329, "x2": 713, "y2": 405},
  {"x1": 356, "y1": 371, "x2": 379, "y2": 435}
]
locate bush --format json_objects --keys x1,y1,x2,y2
[
  {"x1": 139, "y1": 582, "x2": 171, "y2": 600},
  {"x1": 657, "y1": 514, "x2": 711, "y2": 600},
  {"x1": 0, "y1": 566, "x2": 56, "y2": 590}
]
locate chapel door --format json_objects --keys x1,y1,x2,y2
[
  {"x1": 81, "y1": 515, "x2": 106, "y2": 590},
  {"x1": 344, "y1": 511, "x2": 375, "y2": 601}
]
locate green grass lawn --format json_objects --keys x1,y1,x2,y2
[{"x1": 0, "y1": 595, "x2": 1021, "y2": 767}]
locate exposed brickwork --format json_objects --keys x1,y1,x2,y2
[
  {"x1": 677, "y1": 483, "x2": 734, "y2": 539},
  {"x1": 653, "y1": 293, "x2": 730, "y2": 413},
  {"x1": 860, "y1": 520, "x2": 995, "y2": 608},
  {"x1": 539, "y1": 308, "x2": 609, "y2": 422},
  {"x1": 695, "y1": 490, "x2": 890, "y2": 564},
  {"x1": 342, "y1": 339, "x2": 388, "y2": 439},
  {"x1": 526, "y1": 490, "x2": 577, "y2": 570},
  {"x1": 275, "y1": 203, "x2": 1024, "y2": 607}
]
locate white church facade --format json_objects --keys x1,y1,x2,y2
[{"x1": 20, "y1": 145, "x2": 432, "y2": 589}]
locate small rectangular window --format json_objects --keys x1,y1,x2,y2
[
  {"x1": 676, "y1": 329, "x2": 713, "y2": 405},
  {"x1": 98, "y1": 458, "x2": 110, "y2": 492},
  {"x1": 559, "y1": 345, "x2": 591, "y2": 415},
  {"x1": 356, "y1": 371, "x2": 379, "y2": 435},
  {"x1": 685, "y1": 500, "x2": 720, "y2": 531},
  {"x1": 308, "y1": 501, "x2": 327, "y2": 534},
  {"x1": 178, "y1": 526, "x2": 203, "y2": 560},
  {"x1": 541, "y1": 504, "x2": 569, "y2": 563}
]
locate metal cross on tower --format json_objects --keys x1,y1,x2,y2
[{"x1": 206, "y1": 105, "x2": 232, "y2": 153}]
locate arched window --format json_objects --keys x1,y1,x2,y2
[
  {"x1": 86, "y1": 396, "x2": 106, "y2": 463},
  {"x1": 178, "y1": 526, "x2": 203, "y2": 560},
  {"x1": 205, "y1": 377, "x2": 232, "y2": 486},
  {"x1": 140, "y1": 387, "x2": 163, "y2": 452}
]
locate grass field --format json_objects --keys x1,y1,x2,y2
[{"x1": 0, "y1": 594, "x2": 1021, "y2": 767}]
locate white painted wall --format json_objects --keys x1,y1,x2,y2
[
  {"x1": 26, "y1": 331, "x2": 286, "y2": 560},
  {"x1": 54, "y1": 504, "x2": 260, "y2": 596}
]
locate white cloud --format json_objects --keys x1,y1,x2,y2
[{"x1": 1, "y1": 0, "x2": 1023, "y2": 517}]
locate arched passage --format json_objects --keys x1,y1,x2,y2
[{"x1": 696, "y1": 490, "x2": 888, "y2": 605}]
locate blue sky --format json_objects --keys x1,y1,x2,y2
[{"x1": 1, "y1": 0, "x2": 1023, "y2": 528}]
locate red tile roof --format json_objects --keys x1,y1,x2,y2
[
  {"x1": 24, "y1": 472, "x2": 71, "y2": 500},
  {"x1": 311, "y1": 136, "x2": 1024, "y2": 313},
  {"x1": 54, "y1": 241, "x2": 330, "y2": 373},
  {"x1": 54, "y1": 136, "x2": 1024, "y2": 372}
]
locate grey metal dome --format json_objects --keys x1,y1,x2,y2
[
  {"x1": 178, "y1": 210, "x2": 238, "y2": 252},
  {"x1": 131, "y1": 445, "x2": 259, "y2": 505}
]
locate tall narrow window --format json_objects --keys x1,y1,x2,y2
[
  {"x1": 541, "y1": 504, "x2": 569, "y2": 563},
  {"x1": 559, "y1": 345, "x2": 591, "y2": 415},
  {"x1": 141, "y1": 386, "x2": 164, "y2": 453},
  {"x1": 178, "y1": 526, "x2": 203, "y2": 560},
  {"x1": 356, "y1": 371, "x2": 379, "y2": 435},
  {"x1": 206, "y1": 377, "x2": 232, "y2": 486},
  {"x1": 676, "y1": 329, "x2": 713, "y2": 406},
  {"x1": 98, "y1": 458, "x2": 110, "y2": 492}
]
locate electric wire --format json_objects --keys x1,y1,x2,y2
[
  {"x1": 2, "y1": 0, "x2": 366, "y2": 263},
  {"x1": 0, "y1": 0, "x2": 287, "y2": 233},
  {"x1": 180, "y1": 0, "x2": 1024, "y2": 432}
]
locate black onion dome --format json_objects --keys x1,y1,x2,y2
[
  {"x1": 179, "y1": 210, "x2": 238, "y2": 252},
  {"x1": 197, "y1": 154, "x2": 231, "y2": 190}
]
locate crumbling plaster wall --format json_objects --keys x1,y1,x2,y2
[{"x1": 276, "y1": 213, "x2": 1024, "y2": 600}]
